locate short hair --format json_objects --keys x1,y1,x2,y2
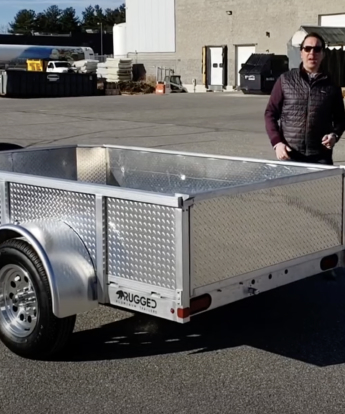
[{"x1": 300, "y1": 32, "x2": 326, "y2": 50}]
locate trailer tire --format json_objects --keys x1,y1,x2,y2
[{"x1": 0, "y1": 239, "x2": 76, "y2": 360}]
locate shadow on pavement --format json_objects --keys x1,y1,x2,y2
[{"x1": 57, "y1": 271, "x2": 345, "y2": 367}]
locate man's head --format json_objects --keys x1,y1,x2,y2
[{"x1": 300, "y1": 32, "x2": 325, "y2": 73}]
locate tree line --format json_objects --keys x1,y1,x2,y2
[{"x1": 8, "y1": 4, "x2": 126, "y2": 35}]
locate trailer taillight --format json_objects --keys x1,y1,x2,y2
[
  {"x1": 190, "y1": 294, "x2": 212, "y2": 315},
  {"x1": 177, "y1": 294, "x2": 212, "y2": 319},
  {"x1": 177, "y1": 307, "x2": 190, "y2": 319},
  {"x1": 320, "y1": 254, "x2": 338, "y2": 271}
]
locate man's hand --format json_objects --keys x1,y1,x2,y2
[
  {"x1": 322, "y1": 133, "x2": 337, "y2": 149},
  {"x1": 275, "y1": 143, "x2": 291, "y2": 160}
]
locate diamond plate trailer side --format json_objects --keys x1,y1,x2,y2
[{"x1": 0, "y1": 144, "x2": 343, "y2": 359}]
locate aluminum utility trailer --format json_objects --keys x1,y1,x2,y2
[{"x1": 0, "y1": 144, "x2": 343, "y2": 359}]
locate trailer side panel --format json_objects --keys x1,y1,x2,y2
[{"x1": 191, "y1": 175, "x2": 343, "y2": 290}]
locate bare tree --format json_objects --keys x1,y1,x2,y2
[{"x1": 0, "y1": 24, "x2": 9, "y2": 34}]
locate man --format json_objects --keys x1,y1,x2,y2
[{"x1": 264, "y1": 32, "x2": 345, "y2": 165}]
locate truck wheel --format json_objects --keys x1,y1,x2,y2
[{"x1": 0, "y1": 239, "x2": 76, "y2": 359}]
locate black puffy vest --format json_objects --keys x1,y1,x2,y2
[{"x1": 280, "y1": 68, "x2": 338, "y2": 156}]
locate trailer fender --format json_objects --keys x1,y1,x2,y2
[{"x1": 0, "y1": 221, "x2": 98, "y2": 318}]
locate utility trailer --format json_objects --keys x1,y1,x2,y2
[{"x1": 0, "y1": 144, "x2": 343, "y2": 359}]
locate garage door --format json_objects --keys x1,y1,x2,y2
[
  {"x1": 320, "y1": 14, "x2": 345, "y2": 27},
  {"x1": 236, "y1": 45, "x2": 256, "y2": 86}
]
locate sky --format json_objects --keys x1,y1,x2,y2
[{"x1": 0, "y1": 0, "x2": 124, "y2": 28}]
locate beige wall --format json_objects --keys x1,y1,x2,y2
[{"x1": 132, "y1": 0, "x2": 345, "y2": 87}]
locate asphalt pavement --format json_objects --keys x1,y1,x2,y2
[{"x1": 1, "y1": 92, "x2": 345, "y2": 414}]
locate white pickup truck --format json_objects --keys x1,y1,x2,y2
[{"x1": 46, "y1": 60, "x2": 76, "y2": 73}]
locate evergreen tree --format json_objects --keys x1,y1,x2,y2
[
  {"x1": 9, "y1": 9, "x2": 36, "y2": 34},
  {"x1": 7, "y1": 4, "x2": 126, "y2": 34},
  {"x1": 60, "y1": 7, "x2": 81, "y2": 33},
  {"x1": 40, "y1": 5, "x2": 62, "y2": 33}
]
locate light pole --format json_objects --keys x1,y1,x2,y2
[
  {"x1": 98, "y1": 22, "x2": 103, "y2": 56},
  {"x1": 94, "y1": 11, "x2": 103, "y2": 56}
]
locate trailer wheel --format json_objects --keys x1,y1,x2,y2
[{"x1": 0, "y1": 239, "x2": 76, "y2": 359}]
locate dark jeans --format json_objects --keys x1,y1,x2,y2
[{"x1": 288, "y1": 149, "x2": 333, "y2": 165}]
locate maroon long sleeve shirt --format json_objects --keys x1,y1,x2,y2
[{"x1": 264, "y1": 77, "x2": 285, "y2": 148}]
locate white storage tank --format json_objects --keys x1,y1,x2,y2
[
  {"x1": 126, "y1": 0, "x2": 176, "y2": 53},
  {"x1": 113, "y1": 23, "x2": 127, "y2": 57}
]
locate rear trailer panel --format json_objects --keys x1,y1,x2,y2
[{"x1": 0, "y1": 144, "x2": 343, "y2": 359}]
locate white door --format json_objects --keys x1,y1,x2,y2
[
  {"x1": 320, "y1": 14, "x2": 345, "y2": 27},
  {"x1": 236, "y1": 45, "x2": 255, "y2": 86},
  {"x1": 210, "y1": 47, "x2": 223, "y2": 86}
]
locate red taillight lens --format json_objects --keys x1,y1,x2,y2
[
  {"x1": 177, "y1": 294, "x2": 212, "y2": 319},
  {"x1": 177, "y1": 307, "x2": 190, "y2": 319},
  {"x1": 190, "y1": 294, "x2": 212, "y2": 315}
]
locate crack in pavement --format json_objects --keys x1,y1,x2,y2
[{"x1": 37, "y1": 128, "x2": 222, "y2": 146}]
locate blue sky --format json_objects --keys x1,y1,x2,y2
[{"x1": 0, "y1": 0, "x2": 124, "y2": 28}]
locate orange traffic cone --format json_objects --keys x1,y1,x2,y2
[{"x1": 155, "y1": 83, "x2": 165, "y2": 94}]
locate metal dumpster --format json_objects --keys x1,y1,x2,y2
[
  {"x1": 2, "y1": 70, "x2": 98, "y2": 98},
  {"x1": 239, "y1": 53, "x2": 289, "y2": 94}
]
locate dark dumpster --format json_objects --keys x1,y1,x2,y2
[
  {"x1": 239, "y1": 53, "x2": 289, "y2": 94},
  {"x1": 3, "y1": 70, "x2": 98, "y2": 98}
]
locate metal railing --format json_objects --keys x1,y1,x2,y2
[{"x1": 94, "y1": 54, "x2": 114, "y2": 63}]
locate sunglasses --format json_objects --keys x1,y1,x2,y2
[{"x1": 302, "y1": 46, "x2": 323, "y2": 53}]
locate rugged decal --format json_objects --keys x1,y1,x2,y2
[{"x1": 115, "y1": 290, "x2": 158, "y2": 314}]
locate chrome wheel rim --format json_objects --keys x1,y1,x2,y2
[{"x1": 0, "y1": 264, "x2": 38, "y2": 337}]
